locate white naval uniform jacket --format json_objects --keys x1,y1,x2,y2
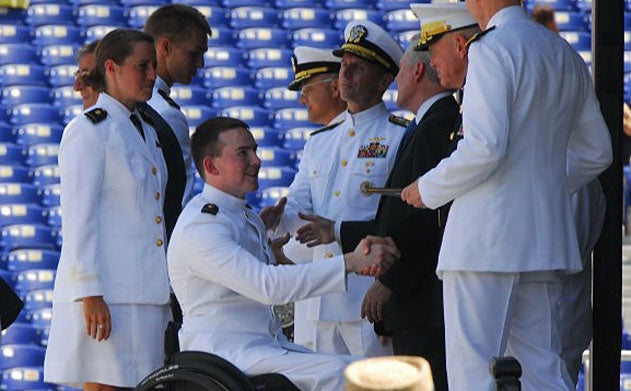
[
  {"x1": 54, "y1": 93, "x2": 170, "y2": 304},
  {"x1": 417, "y1": 6, "x2": 613, "y2": 274},
  {"x1": 167, "y1": 184, "x2": 348, "y2": 371},
  {"x1": 279, "y1": 102, "x2": 405, "y2": 321}
]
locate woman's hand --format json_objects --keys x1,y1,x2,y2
[{"x1": 82, "y1": 296, "x2": 111, "y2": 341}]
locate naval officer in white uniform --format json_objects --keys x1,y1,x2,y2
[
  {"x1": 262, "y1": 20, "x2": 406, "y2": 357},
  {"x1": 44, "y1": 29, "x2": 171, "y2": 390},
  {"x1": 401, "y1": 1, "x2": 613, "y2": 389},
  {"x1": 167, "y1": 116, "x2": 400, "y2": 390}
]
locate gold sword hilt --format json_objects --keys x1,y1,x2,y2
[{"x1": 359, "y1": 181, "x2": 403, "y2": 197}]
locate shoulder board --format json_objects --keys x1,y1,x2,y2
[
  {"x1": 158, "y1": 89, "x2": 181, "y2": 110},
  {"x1": 388, "y1": 114, "x2": 410, "y2": 128},
  {"x1": 465, "y1": 26, "x2": 496, "y2": 49},
  {"x1": 137, "y1": 104, "x2": 156, "y2": 127},
  {"x1": 201, "y1": 203, "x2": 219, "y2": 215},
  {"x1": 310, "y1": 120, "x2": 343, "y2": 137},
  {"x1": 84, "y1": 108, "x2": 107, "y2": 124}
]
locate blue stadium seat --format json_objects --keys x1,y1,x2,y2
[
  {"x1": 31, "y1": 164, "x2": 61, "y2": 186},
  {"x1": 218, "y1": 106, "x2": 273, "y2": 127},
  {"x1": 5, "y1": 249, "x2": 60, "y2": 273},
  {"x1": 126, "y1": 5, "x2": 162, "y2": 29},
  {"x1": 290, "y1": 27, "x2": 342, "y2": 48},
  {"x1": 9, "y1": 104, "x2": 62, "y2": 126},
  {"x1": 26, "y1": 3, "x2": 75, "y2": 27},
  {"x1": 382, "y1": 88, "x2": 398, "y2": 111},
  {"x1": 223, "y1": 0, "x2": 271, "y2": 7},
  {"x1": 26, "y1": 307, "x2": 54, "y2": 329},
  {"x1": 0, "y1": 269, "x2": 14, "y2": 288},
  {"x1": 0, "y1": 345, "x2": 46, "y2": 370},
  {"x1": 0, "y1": 165, "x2": 32, "y2": 184},
  {"x1": 0, "y1": 64, "x2": 48, "y2": 87},
  {"x1": 385, "y1": 9, "x2": 418, "y2": 32},
  {"x1": 257, "y1": 186, "x2": 289, "y2": 208},
  {"x1": 0, "y1": 204, "x2": 48, "y2": 228},
  {"x1": 249, "y1": 126, "x2": 285, "y2": 147},
  {"x1": 204, "y1": 47, "x2": 246, "y2": 67},
  {"x1": 0, "y1": 44, "x2": 39, "y2": 65},
  {"x1": 0, "y1": 143, "x2": 27, "y2": 165},
  {"x1": 0, "y1": 8, "x2": 26, "y2": 25},
  {"x1": 258, "y1": 166, "x2": 296, "y2": 187},
  {"x1": 51, "y1": 85, "x2": 82, "y2": 107},
  {"x1": 263, "y1": 87, "x2": 300, "y2": 110},
  {"x1": 202, "y1": 66, "x2": 252, "y2": 89},
  {"x1": 237, "y1": 27, "x2": 289, "y2": 49},
  {"x1": 626, "y1": 30, "x2": 631, "y2": 51},
  {"x1": 396, "y1": 30, "x2": 418, "y2": 49},
  {"x1": 325, "y1": 0, "x2": 374, "y2": 9},
  {"x1": 0, "y1": 183, "x2": 41, "y2": 205},
  {"x1": 180, "y1": 106, "x2": 217, "y2": 127},
  {"x1": 118, "y1": 0, "x2": 169, "y2": 5},
  {"x1": 554, "y1": 11, "x2": 589, "y2": 32},
  {"x1": 283, "y1": 126, "x2": 317, "y2": 150},
  {"x1": 23, "y1": 288, "x2": 54, "y2": 310},
  {"x1": 273, "y1": 107, "x2": 310, "y2": 129},
  {"x1": 83, "y1": 25, "x2": 119, "y2": 44},
  {"x1": 576, "y1": 0, "x2": 592, "y2": 12},
  {"x1": 39, "y1": 44, "x2": 78, "y2": 66},
  {"x1": 376, "y1": 0, "x2": 428, "y2": 11},
  {"x1": 14, "y1": 124, "x2": 64, "y2": 146},
  {"x1": 32, "y1": 24, "x2": 83, "y2": 46},
  {"x1": 333, "y1": 9, "x2": 385, "y2": 30},
  {"x1": 274, "y1": 0, "x2": 325, "y2": 8},
  {"x1": 560, "y1": 31, "x2": 591, "y2": 51},
  {"x1": 26, "y1": 143, "x2": 60, "y2": 167},
  {"x1": 245, "y1": 48, "x2": 293, "y2": 69},
  {"x1": 195, "y1": 5, "x2": 230, "y2": 27},
  {"x1": 0, "y1": 123, "x2": 12, "y2": 143},
  {"x1": 1, "y1": 86, "x2": 51, "y2": 107},
  {"x1": 170, "y1": 86, "x2": 212, "y2": 107},
  {"x1": 1, "y1": 224, "x2": 58, "y2": 253},
  {"x1": 48, "y1": 64, "x2": 78, "y2": 87},
  {"x1": 46, "y1": 205, "x2": 62, "y2": 228},
  {"x1": 280, "y1": 7, "x2": 332, "y2": 29},
  {"x1": 76, "y1": 4, "x2": 126, "y2": 27},
  {"x1": 524, "y1": 0, "x2": 577, "y2": 11},
  {"x1": 257, "y1": 146, "x2": 296, "y2": 167},
  {"x1": 61, "y1": 104, "x2": 83, "y2": 125},
  {"x1": 1, "y1": 367, "x2": 55, "y2": 390},
  {"x1": 39, "y1": 184, "x2": 61, "y2": 207},
  {"x1": 254, "y1": 66, "x2": 293, "y2": 89},
  {"x1": 0, "y1": 25, "x2": 31, "y2": 44},
  {"x1": 230, "y1": 6, "x2": 280, "y2": 29},
  {"x1": 207, "y1": 26, "x2": 237, "y2": 47},
  {"x1": 0, "y1": 323, "x2": 42, "y2": 346},
  {"x1": 211, "y1": 86, "x2": 261, "y2": 108}
]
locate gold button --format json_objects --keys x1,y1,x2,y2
[
  {"x1": 313, "y1": 170, "x2": 317, "y2": 175},
  {"x1": 151, "y1": 166, "x2": 157, "y2": 175},
  {"x1": 325, "y1": 251, "x2": 333, "y2": 259},
  {"x1": 365, "y1": 169, "x2": 371, "y2": 174},
  {"x1": 155, "y1": 192, "x2": 160, "y2": 200},
  {"x1": 156, "y1": 238, "x2": 163, "y2": 247},
  {"x1": 348, "y1": 129, "x2": 355, "y2": 137},
  {"x1": 341, "y1": 160, "x2": 347, "y2": 167},
  {"x1": 156, "y1": 216, "x2": 162, "y2": 224},
  {"x1": 334, "y1": 191, "x2": 340, "y2": 197}
]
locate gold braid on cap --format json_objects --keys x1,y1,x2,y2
[
  {"x1": 294, "y1": 66, "x2": 330, "y2": 81},
  {"x1": 419, "y1": 20, "x2": 452, "y2": 45},
  {"x1": 340, "y1": 43, "x2": 391, "y2": 69}
]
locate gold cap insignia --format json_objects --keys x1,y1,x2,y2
[{"x1": 348, "y1": 25, "x2": 367, "y2": 44}]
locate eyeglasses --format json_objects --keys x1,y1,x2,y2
[
  {"x1": 300, "y1": 78, "x2": 333, "y2": 97},
  {"x1": 73, "y1": 68, "x2": 91, "y2": 78}
]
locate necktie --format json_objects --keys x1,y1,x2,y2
[
  {"x1": 129, "y1": 113, "x2": 146, "y2": 142},
  {"x1": 395, "y1": 119, "x2": 416, "y2": 161}
]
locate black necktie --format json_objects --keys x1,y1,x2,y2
[
  {"x1": 395, "y1": 119, "x2": 416, "y2": 161},
  {"x1": 130, "y1": 113, "x2": 145, "y2": 142}
]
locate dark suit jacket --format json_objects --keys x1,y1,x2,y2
[
  {"x1": 139, "y1": 103, "x2": 186, "y2": 241},
  {"x1": 340, "y1": 95, "x2": 461, "y2": 332},
  {"x1": 1, "y1": 277, "x2": 23, "y2": 330}
]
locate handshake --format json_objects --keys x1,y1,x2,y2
[{"x1": 343, "y1": 236, "x2": 400, "y2": 277}]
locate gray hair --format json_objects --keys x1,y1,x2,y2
[{"x1": 404, "y1": 34, "x2": 440, "y2": 85}]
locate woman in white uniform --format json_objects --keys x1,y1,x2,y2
[{"x1": 44, "y1": 29, "x2": 171, "y2": 390}]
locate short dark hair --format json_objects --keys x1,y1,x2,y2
[
  {"x1": 144, "y1": 4, "x2": 211, "y2": 44},
  {"x1": 76, "y1": 39, "x2": 99, "y2": 63},
  {"x1": 85, "y1": 29, "x2": 154, "y2": 92},
  {"x1": 532, "y1": 5, "x2": 555, "y2": 26},
  {"x1": 191, "y1": 117, "x2": 250, "y2": 179}
]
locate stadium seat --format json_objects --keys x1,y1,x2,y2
[
  {"x1": 0, "y1": 183, "x2": 41, "y2": 205},
  {"x1": 204, "y1": 46, "x2": 247, "y2": 67},
  {"x1": 249, "y1": 126, "x2": 285, "y2": 147},
  {"x1": 290, "y1": 27, "x2": 342, "y2": 48},
  {"x1": 32, "y1": 24, "x2": 83, "y2": 46},
  {"x1": 48, "y1": 63, "x2": 78, "y2": 87},
  {"x1": 0, "y1": 8, "x2": 26, "y2": 25},
  {"x1": 1, "y1": 223, "x2": 58, "y2": 253},
  {"x1": 26, "y1": 3, "x2": 75, "y2": 27},
  {"x1": 274, "y1": 0, "x2": 324, "y2": 8},
  {"x1": 325, "y1": 0, "x2": 374, "y2": 10},
  {"x1": 333, "y1": 9, "x2": 385, "y2": 30},
  {"x1": 0, "y1": 345, "x2": 46, "y2": 370},
  {"x1": 191, "y1": 5, "x2": 230, "y2": 26},
  {"x1": 554, "y1": 11, "x2": 589, "y2": 32},
  {"x1": 51, "y1": 85, "x2": 82, "y2": 107},
  {"x1": 0, "y1": 204, "x2": 48, "y2": 228},
  {"x1": 382, "y1": 88, "x2": 399, "y2": 111},
  {"x1": 0, "y1": 25, "x2": 32, "y2": 44},
  {"x1": 0, "y1": 123, "x2": 12, "y2": 143},
  {"x1": 273, "y1": 107, "x2": 310, "y2": 129},
  {"x1": 211, "y1": 86, "x2": 261, "y2": 108},
  {"x1": 258, "y1": 166, "x2": 296, "y2": 187},
  {"x1": 0, "y1": 269, "x2": 14, "y2": 288},
  {"x1": 126, "y1": 5, "x2": 162, "y2": 29},
  {"x1": 627, "y1": 51, "x2": 631, "y2": 73},
  {"x1": 0, "y1": 323, "x2": 42, "y2": 346},
  {"x1": 560, "y1": 31, "x2": 591, "y2": 51},
  {"x1": 223, "y1": 0, "x2": 271, "y2": 7},
  {"x1": 31, "y1": 164, "x2": 61, "y2": 186},
  {"x1": 180, "y1": 106, "x2": 217, "y2": 128},
  {"x1": 385, "y1": 9, "x2": 419, "y2": 32},
  {"x1": 258, "y1": 186, "x2": 290, "y2": 207},
  {"x1": 76, "y1": 4, "x2": 126, "y2": 27},
  {"x1": 280, "y1": 7, "x2": 332, "y2": 29},
  {"x1": 245, "y1": 48, "x2": 293, "y2": 69},
  {"x1": 207, "y1": 26, "x2": 237, "y2": 47},
  {"x1": 237, "y1": 27, "x2": 289, "y2": 49},
  {"x1": 218, "y1": 106, "x2": 273, "y2": 126},
  {"x1": 202, "y1": 66, "x2": 252, "y2": 89},
  {"x1": 1, "y1": 367, "x2": 55, "y2": 390},
  {"x1": 23, "y1": 288, "x2": 54, "y2": 310},
  {"x1": 14, "y1": 124, "x2": 64, "y2": 146},
  {"x1": 5, "y1": 249, "x2": 60, "y2": 273},
  {"x1": 0, "y1": 165, "x2": 32, "y2": 184},
  {"x1": 39, "y1": 44, "x2": 78, "y2": 66},
  {"x1": 83, "y1": 25, "x2": 119, "y2": 44},
  {"x1": 39, "y1": 183, "x2": 60, "y2": 208},
  {"x1": 169, "y1": 85, "x2": 212, "y2": 107},
  {"x1": 263, "y1": 87, "x2": 301, "y2": 110},
  {"x1": 254, "y1": 66, "x2": 293, "y2": 89},
  {"x1": 26, "y1": 307, "x2": 54, "y2": 329},
  {"x1": 257, "y1": 146, "x2": 296, "y2": 167},
  {"x1": 61, "y1": 104, "x2": 83, "y2": 125},
  {"x1": 230, "y1": 6, "x2": 280, "y2": 29},
  {"x1": 118, "y1": 0, "x2": 169, "y2": 5},
  {"x1": 0, "y1": 143, "x2": 27, "y2": 165},
  {"x1": 9, "y1": 104, "x2": 62, "y2": 126},
  {"x1": 376, "y1": 0, "x2": 428, "y2": 11},
  {"x1": 283, "y1": 126, "x2": 316, "y2": 150},
  {"x1": 46, "y1": 205, "x2": 61, "y2": 228},
  {"x1": 524, "y1": 0, "x2": 577, "y2": 11},
  {"x1": 26, "y1": 143, "x2": 60, "y2": 167},
  {"x1": 1, "y1": 86, "x2": 51, "y2": 107},
  {"x1": 0, "y1": 64, "x2": 48, "y2": 87},
  {"x1": 0, "y1": 44, "x2": 39, "y2": 65}
]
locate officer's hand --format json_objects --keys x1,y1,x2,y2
[
  {"x1": 401, "y1": 179, "x2": 426, "y2": 209},
  {"x1": 270, "y1": 233, "x2": 294, "y2": 265},
  {"x1": 361, "y1": 280, "x2": 392, "y2": 323},
  {"x1": 260, "y1": 197, "x2": 287, "y2": 231},
  {"x1": 345, "y1": 236, "x2": 400, "y2": 276},
  {"x1": 82, "y1": 296, "x2": 111, "y2": 341},
  {"x1": 295, "y1": 212, "x2": 335, "y2": 247}
]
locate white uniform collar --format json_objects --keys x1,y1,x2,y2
[
  {"x1": 415, "y1": 91, "x2": 452, "y2": 125},
  {"x1": 328, "y1": 111, "x2": 346, "y2": 126},
  {"x1": 154, "y1": 76, "x2": 171, "y2": 96},
  {"x1": 97, "y1": 92, "x2": 135, "y2": 117},
  {"x1": 344, "y1": 101, "x2": 389, "y2": 127},
  {"x1": 202, "y1": 183, "x2": 248, "y2": 212},
  {"x1": 487, "y1": 5, "x2": 526, "y2": 29}
]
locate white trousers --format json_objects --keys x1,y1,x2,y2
[
  {"x1": 442, "y1": 271, "x2": 575, "y2": 391},
  {"x1": 314, "y1": 320, "x2": 392, "y2": 357}
]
